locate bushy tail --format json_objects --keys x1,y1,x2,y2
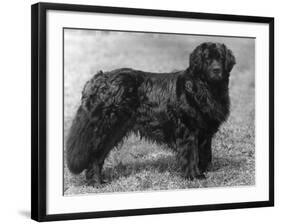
[{"x1": 66, "y1": 106, "x2": 94, "y2": 174}]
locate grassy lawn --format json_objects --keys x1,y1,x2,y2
[{"x1": 63, "y1": 30, "x2": 255, "y2": 195}]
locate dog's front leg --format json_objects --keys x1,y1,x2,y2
[
  {"x1": 177, "y1": 131, "x2": 205, "y2": 180},
  {"x1": 198, "y1": 136, "x2": 212, "y2": 172}
]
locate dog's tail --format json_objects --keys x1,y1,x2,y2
[{"x1": 66, "y1": 106, "x2": 93, "y2": 174}]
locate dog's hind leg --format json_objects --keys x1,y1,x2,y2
[
  {"x1": 85, "y1": 117, "x2": 135, "y2": 186},
  {"x1": 67, "y1": 104, "x2": 135, "y2": 187},
  {"x1": 85, "y1": 158, "x2": 103, "y2": 185},
  {"x1": 82, "y1": 71, "x2": 142, "y2": 186}
]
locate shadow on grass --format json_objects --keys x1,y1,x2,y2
[
  {"x1": 211, "y1": 156, "x2": 246, "y2": 172},
  {"x1": 103, "y1": 155, "x2": 180, "y2": 182},
  {"x1": 101, "y1": 154, "x2": 246, "y2": 183},
  {"x1": 64, "y1": 151, "x2": 249, "y2": 193}
]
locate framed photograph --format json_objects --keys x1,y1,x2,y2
[{"x1": 31, "y1": 2, "x2": 274, "y2": 222}]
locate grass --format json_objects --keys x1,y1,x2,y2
[{"x1": 63, "y1": 30, "x2": 255, "y2": 195}]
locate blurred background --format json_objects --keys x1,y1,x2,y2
[{"x1": 64, "y1": 29, "x2": 255, "y2": 195}]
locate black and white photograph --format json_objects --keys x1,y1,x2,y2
[
  {"x1": 63, "y1": 29, "x2": 255, "y2": 195},
  {"x1": 30, "y1": 2, "x2": 274, "y2": 222}
]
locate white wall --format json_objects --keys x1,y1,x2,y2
[{"x1": 0, "y1": 0, "x2": 279, "y2": 223}]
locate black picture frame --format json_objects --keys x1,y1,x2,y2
[{"x1": 31, "y1": 2, "x2": 274, "y2": 222}]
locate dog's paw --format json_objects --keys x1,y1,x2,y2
[
  {"x1": 86, "y1": 177, "x2": 107, "y2": 188},
  {"x1": 85, "y1": 173, "x2": 107, "y2": 188},
  {"x1": 195, "y1": 173, "x2": 206, "y2": 179},
  {"x1": 186, "y1": 173, "x2": 206, "y2": 181},
  {"x1": 199, "y1": 163, "x2": 211, "y2": 173},
  {"x1": 184, "y1": 164, "x2": 206, "y2": 180}
]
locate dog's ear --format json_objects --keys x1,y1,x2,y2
[
  {"x1": 223, "y1": 45, "x2": 236, "y2": 73},
  {"x1": 189, "y1": 45, "x2": 204, "y2": 73}
]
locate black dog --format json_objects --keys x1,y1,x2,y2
[{"x1": 66, "y1": 42, "x2": 236, "y2": 186}]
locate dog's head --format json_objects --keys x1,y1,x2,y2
[{"x1": 189, "y1": 42, "x2": 236, "y2": 83}]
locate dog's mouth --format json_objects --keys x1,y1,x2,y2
[
  {"x1": 206, "y1": 61, "x2": 224, "y2": 82},
  {"x1": 207, "y1": 73, "x2": 225, "y2": 83}
]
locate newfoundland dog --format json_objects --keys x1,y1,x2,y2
[{"x1": 66, "y1": 42, "x2": 236, "y2": 186}]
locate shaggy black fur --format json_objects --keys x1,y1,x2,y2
[{"x1": 66, "y1": 42, "x2": 236, "y2": 186}]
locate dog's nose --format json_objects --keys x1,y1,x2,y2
[{"x1": 213, "y1": 68, "x2": 221, "y2": 75}]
